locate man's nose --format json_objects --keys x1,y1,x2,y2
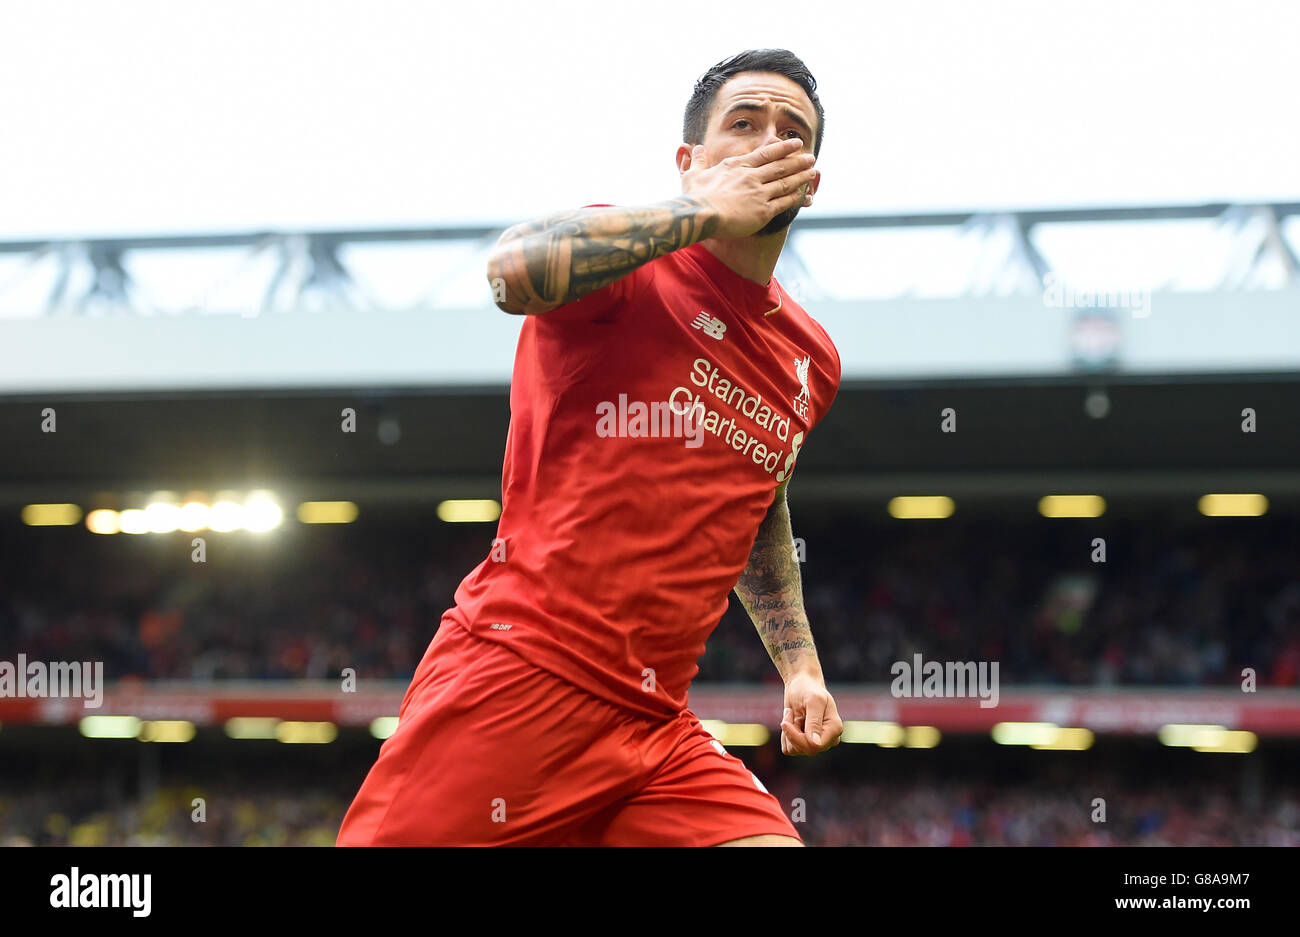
[{"x1": 753, "y1": 126, "x2": 783, "y2": 151}]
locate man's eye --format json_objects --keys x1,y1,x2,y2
[
  {"x1": 733, "y1": 119, "x2": 751, "y2": 129},
  {"x1": 786, "y1": 130, "x2": 804, "y2": 139}
]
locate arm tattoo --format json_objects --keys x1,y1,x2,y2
[
  {"x1": 734, "y1": 485, "x2": 822, "y2": 682},
  {"x1": 489, "y1": 197, "x2": 719, "y2": 314}
]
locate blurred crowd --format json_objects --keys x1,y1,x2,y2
[
  {"x1": 764, "y1": 778, "x2": 1300, "y2": 847},
  {"x1": 703, "y1": 514, "x2": 1300, "y2": 687},
  {"x1": 4, "y1": 513, "x2": 1295, "y2": 849},
  {"x1": 0, "y1": 514, "x2": 1296, "y2": 687},
  {"x1": 2, "y1": 762, "x2": 1296, "y2": 847},
  {"x1": 0, "y1": 784, "x2": 339, "y2": 847}
]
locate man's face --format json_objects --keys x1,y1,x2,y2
[{"x1": 690, "y1": 71, "x2": 821, "y2": 237}]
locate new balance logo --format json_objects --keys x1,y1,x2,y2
[
  {"x1": 691, "y1": 312, "x2": 726, "y2": 340},
  {"x1": 489, "y1": 623, "x2": 512, "y2": 631}
]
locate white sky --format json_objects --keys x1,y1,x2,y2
[{"x1": 1, "y1": 0, "x2": 1297, "y2": 240}]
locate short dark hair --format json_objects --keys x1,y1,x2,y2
[{"x1": 683, "y1": 49, "x2": 825, "y2": 159}]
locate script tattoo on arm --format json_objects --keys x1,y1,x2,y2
[
  {"x1": 488, "y1": 197, "x2": 719, "y2": 315},
  {"x1": 734, "y1": 482, "x2": 823, "y2": 683}
]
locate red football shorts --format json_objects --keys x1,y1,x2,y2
[{"x1": 336, "y1": 619, "x2": 799, "y2": 846}]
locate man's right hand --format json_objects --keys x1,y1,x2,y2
[
  {"x1": 486, "y1": 139, "x2": 814, "y2": 314},
  {"x1": 681, "y1": 138, "x2": 817, "y2": 240}
]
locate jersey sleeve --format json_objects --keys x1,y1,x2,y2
[
  {"x1": 810, "y1": 320, "x2": 842, "y2": 430},
  {"x1": 538, "y1": 204, "x2": 650, "y2": 324}
]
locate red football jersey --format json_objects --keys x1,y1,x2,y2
[{"x1": 444, "y1": 218, "x2": 841, "y2": 718}]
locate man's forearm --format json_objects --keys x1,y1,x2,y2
[
  {"x1": 734, "y1": 487, "x2": 823, "y2": 684},
  {"x1": 486, "y1": 197, "x2": 718, "y2": 315}
]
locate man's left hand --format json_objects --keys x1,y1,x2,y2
[{"x1": 780, "y1": 672, "x2": 843, "y2": 755}]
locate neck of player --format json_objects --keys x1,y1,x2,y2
[{"x1": 700, "y1": 227, "x2": 790, "y2": 289}]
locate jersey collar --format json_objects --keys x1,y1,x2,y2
[{"x1": 682, "y1": 243, "x2": 785, "y2": 317}]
